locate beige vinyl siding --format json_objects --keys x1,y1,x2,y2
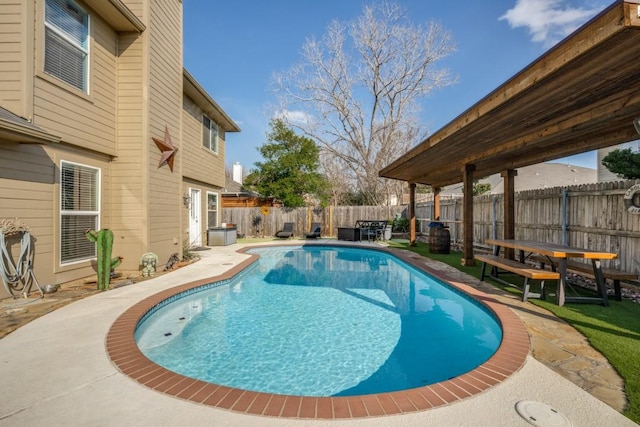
[
  {"x1": 0, "y1": 143, "x2": 55, "y2": 298},
  {"x1": 215, "y1": 130, "x2": 226, "y2": 184},
  {"x1": 0, "y1": 142, "x2": 112, "y2": 297},
  {"x1": 147, "y1": 0, "x2": 184, "y2": 259},
  {"x1": 44, "y1": 145, "x2": 112, "y2": 264},
  {"x1": 0, "y1": 1, "x2": 31, "y2": 118},
  {"x1": 109, "y1": 31, "x2": 146, "y2": 271},
  {"x1": 121, "y1": 0, "x2": 145, "y2": 23},
  {"x1": 182, "y1": 95, "x2": 226, "y2": 188},
  {"x1": 47, "y1": 146, "x2": 112, "y2": 274},
  {"x1": 33, "y1": 8, "x2": 118, "y2": 155}
]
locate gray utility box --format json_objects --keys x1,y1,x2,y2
[{"x1": 207, "y1": 227, "x2": 237, "y2": 246}]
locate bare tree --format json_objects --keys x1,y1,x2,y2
[
  {"x1": 319, "y1": 152, "x2": 350, "y2": 205},
  {"x1": 273, "y1": 2, "x2": 455, "y2": 204}
]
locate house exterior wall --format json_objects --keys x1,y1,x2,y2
[
  {"x1": 110, "y1": 30, "x2": 147, "y2": 271},
  {"x1": 47, "y1": 146, "x2": 113, "y2": 283},
  {"x1": 0, "y1": 1, "x2": 34, "y2": 119},
  {"x1": 33, "y1": 3, "x2": 119, "y2": 156},
  {"x1": 0, "y1": 0, "x2": 237, "y2": 298},
  {"x1": 146, "y1": 0, "x2": 183, "y2": 261},
  {"x1": 30, "y1": 0, "x2": 119, "y2": 281},
  {"x1": 0, "y1": 143, "x2": 56, "y2": 286},
  {"x1": 181, "y1": 96, "x2": 226, "y2": 244},
  {"x1": 182, "y1": 95, "x2": 226, "y2": 187}
]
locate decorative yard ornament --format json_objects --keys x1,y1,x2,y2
[
  {"x1": 85, "y1": 229, "x2": 123, "y2": 291},
  {"x1": 0, "y1": 218, "x2": 43, "y2": 298},
  {"x1": 0, "y1": 218, "x2": 30, "y2": 235},
  {"x1": 624, "y1": 184, "x2": 640, "y2": 214},
  {"x1": 152, "y1": 126, "x2": 178, "y2": 172},
  {"x1": 140, "y1": 252, "x2": 159, "y2": 277}
]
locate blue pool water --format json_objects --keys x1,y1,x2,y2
[{"x1": 135, "y1": 246, "x2": 502, "y2": 397}]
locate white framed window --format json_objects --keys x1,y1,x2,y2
[
  {"x1": 60, "y1": 161, "x2": 100, "y2": 264},
  {"x1": 202, "y1": 115, "x2": 218, "y2": 153},
  {"x1": 44, "y1": 0, "x2": 89, "y2": 92},
  {"x1": 207, "y1": 192, "x2": 219, "y2": 228}
]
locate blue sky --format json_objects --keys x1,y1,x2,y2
[{"x1": 183, "y1": 0, "x2": 608, "y2": 172}]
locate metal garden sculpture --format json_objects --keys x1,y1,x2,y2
[{"x1": 84, "y1": 228, "x2": 122, "y2": 291}]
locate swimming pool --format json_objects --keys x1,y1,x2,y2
[{"x1": 134, "y1": 245, "x2": 502, "y2": 397}]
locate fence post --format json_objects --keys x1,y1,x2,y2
[
  {"x1": 329, "y1": 205, "x2": 333, "y2": 237},
  {"x1": 492, "y1": 196, "x2": 498, "y2": 240},
  {"x1": 453, "y1": 198, "x2": 457, "y2": 246},
  {"x1": 562, "y1": 188, "x2": 568, "y2": 245}
]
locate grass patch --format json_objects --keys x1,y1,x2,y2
[
  {"x1": 533, "y1": 298, "x2": 640, "y2": 423},
  {"x1": 387, "y1": 240, "x2": 640, "y2": 423}
]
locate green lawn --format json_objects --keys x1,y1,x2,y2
[{"x1": 386, "y1": 240, "x2": 640, "y2": 424}]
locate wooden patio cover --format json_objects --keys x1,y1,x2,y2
[{"x1": 379, "y1": 0, "x2": 640, "y2": 263}]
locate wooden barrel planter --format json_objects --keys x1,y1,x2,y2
[{"x1": 429, "y1": 226, "x2": 451, "y2": 254}]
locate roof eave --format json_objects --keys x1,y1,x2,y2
[
  {"x1": 0, "y1": 118, "x2": 61, "y2": 144},
  {"x1": 84, "y1": 0, "x2": 145, "y2": 33},
  {"x1": 183, "y1": 70, "x2": 241, "y2": 133}
]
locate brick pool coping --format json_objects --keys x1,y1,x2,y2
[{"x1": 106, "y1": 243, "x2": 529, "y2": 419}]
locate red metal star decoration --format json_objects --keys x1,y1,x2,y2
[{"x1": 152, "y1": 126, "x2": 178, "y2": 172}]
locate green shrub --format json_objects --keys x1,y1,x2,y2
[{"x1": 392, "y1": 217, "x2": 410, "y2": 232}]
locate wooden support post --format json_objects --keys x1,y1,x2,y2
[
  {"x1": 461, "y1": 164, "x2": 475, "y2": 266},
  {"x1": 329, "y1": 205, "x2": 333, "y2": 237},
  {"x1": 501, "y1": 169, "x2": 517, "y2": 260},
  {"x1": 409, "y1": 183, "x2": 417, "y2": 246},
  {"x1": 433, "y1": 186, "x2": 441, "y2": 220}
]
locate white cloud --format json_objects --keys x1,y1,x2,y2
[
  {"x1": 275, "y1": 109, "x2": 312, "y2": 124},
  {"x1": 500, "y1": 0, "x2": 604, "y2": 47}
]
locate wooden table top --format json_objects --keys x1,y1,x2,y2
[{"x1": 485, "y1": 239, "x2": 618, "y2": 260}]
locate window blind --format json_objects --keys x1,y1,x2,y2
[
  {"x1": 60, "y1": 162, "x2": 99, "y2": 263},
  {"x1": 44, "y1": 0, "x2": 88, "y2": 92}
]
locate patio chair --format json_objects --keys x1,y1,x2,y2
[
  {"x1": 361, "y1": 221, "x2": 386, "y2": 242},
  {"x1": 276, "y1": 222, "x2": 294, "y2": 239},
  {"x1": 304, "y1": 222, "x2": 322, "y2": 239}
]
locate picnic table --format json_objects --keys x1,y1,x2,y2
[{"x1": 485, "y1": 239, "x2": 617, "y2": 306}]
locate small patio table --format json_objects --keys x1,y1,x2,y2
[{"x1": 486, "y1": 239, "x2": 617, "y2": 307}]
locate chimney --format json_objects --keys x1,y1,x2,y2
[{"x1": 233, "y1": 162, "x2": 243, "y2": 184}]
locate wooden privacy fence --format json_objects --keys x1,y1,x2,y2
[
  {"x1": 222, "y1": 180, "x2": 639, "y2": 274},
  {"x1": 221, "y1": 205, "x2": 405, "y2": 240},
  {"x1": 415, "y1": 180, "x2": 640, "y2": 274}
]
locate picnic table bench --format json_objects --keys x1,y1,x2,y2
[
  {"x1": 485, "y1": 239, "x2": 617, "y2": 306},
  {"x1": 531, "y1": 255, "x2": 638, "y2": 301},
  {"x1": 476, "y1": 254, "x2": 560, "y2": 302}
]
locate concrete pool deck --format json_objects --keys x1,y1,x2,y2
[{"x1": 0, "y1": 241, "x2": 635, "y2": 426}]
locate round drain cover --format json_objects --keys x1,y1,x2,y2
[{"x1": 515, "y1": 401, "x2": 572, "y2": 427}]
